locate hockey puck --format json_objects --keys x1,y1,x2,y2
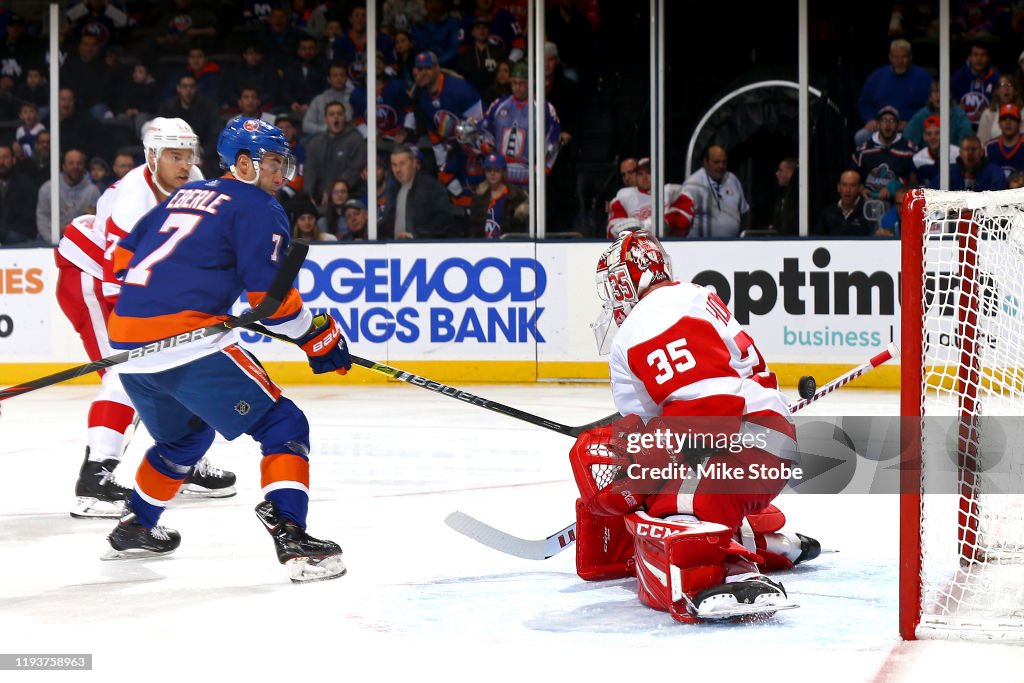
[{"x1": 798, "y1": 375, "x2": 817, "y2": 400}]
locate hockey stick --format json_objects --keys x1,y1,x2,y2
[
  {"x1": 447, "y1": 343, "x2": 900, "y2": 560},
  {"x1": 243, "y1": 321, "x2": 621, "y2": 437},
  {"x1": 0, "y1": 241, "x2": 310, "y2": 402}
]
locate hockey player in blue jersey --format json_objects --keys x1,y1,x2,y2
[{"x1": 103, "y1": 116, "x2": 352, "y2": 583}]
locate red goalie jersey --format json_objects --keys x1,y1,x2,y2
[{"x1": 574, "y1": 230, "x2": 810, "y2": 623}]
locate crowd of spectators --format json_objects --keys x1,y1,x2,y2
[
  {"x1": 0, "y1": 0, "x2": 598, "y2": 245},
  {"x1": 4, "y1": 2, "x2": 1024, "y2": 246}
]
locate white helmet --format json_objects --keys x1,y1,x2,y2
[{"x1": 141, "y1": 117, "x2": 199, "y2": 194}]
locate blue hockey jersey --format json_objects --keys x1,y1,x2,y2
[{"x1": 108, "y1": 176, "x2": 311, "y2": 371}]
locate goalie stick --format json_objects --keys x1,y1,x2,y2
[
  {"x1": 244, "y1": 321, "x2": 621, "y2": 436},
  {"x1": 446, "y1": 343, "x2": 900, "y2": 560},
  {"x1": 0, "y1": 241, "x2": 310, "y2": 403}
]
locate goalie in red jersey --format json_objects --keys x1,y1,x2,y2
[{"x1": 572, "y1": 222, "x2": 819, "y2": 622}]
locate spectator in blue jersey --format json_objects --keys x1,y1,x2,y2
[
  {"x1": 469, "y1": 152, "x2": 527, "y2": 238},
  {"x1": 330, "y1": 5, "x2": 396, "y2": 82},
  {"x1": 984, "y1": 104, "x2": 1024, "y2": 179},
  {"x1": 878, "y1": 185, "x2": 907, "y2": 238},
  {"x1": 460, "y1": 0, "x2": 525, "y2": 63},
  {"x1": 412, "y1": 0, "x2": 461, "y2": 67},
  {"x1": 815, "y1": 170, "x2": 873, "y2": 237},
  {"x1": 929, "y1": 134, "x2": 1007, "y2": 191},
  {"x1": 951, "y1": 43, "x2": 999, "y2": 129},
  {"x1": 411, "y1": 50, "x2": 484, "y2": 175},
  {"x1": 855, "y1": 39, "x2": 932, "y2": 146},
  {"x1": 349, "y1": 52, "x2": 415, "y2": 142},
  {"x1": 852, "y1": 106, "x2": 916, "y2": 205},
  {"x1": 303, "y1": 62, "x2": 356, "y2": 138},
  {"x1": 381, "y1": 145, "x2": 464, "y2": 239},
  {"x1": 304, "y1": 100, "x2": 366, "y2": 206},
  {"x1": 913, "y1": 115, "x2": 960, "y2": 187}
]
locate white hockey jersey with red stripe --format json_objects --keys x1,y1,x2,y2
[
  {"x1": 56, "y1": 164, "x2": 204, "y2": 283},
  {"x1": 607, "y1": 185, "x2": 695, "y2": 238},
  {"x1": 608, "y1": 281, "x2": 796, "y2": 456}
]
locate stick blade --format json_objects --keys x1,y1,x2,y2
[{"x1": 445, "y1": 511, "x2": 567, "y2": 560}]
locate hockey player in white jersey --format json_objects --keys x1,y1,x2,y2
[
  {"x1": 606, "y1": 158, "x2": 695, "y2": 238},
  {"x1": 571, "y1": 224, "x2": 818, "y2": 622},
  {"x1": 55, "y1": 118, "x2": 236, "y2": 519}
]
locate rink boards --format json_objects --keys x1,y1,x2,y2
[{"x1": 0, "y1": 239, "x2": 901, "y2": 387}]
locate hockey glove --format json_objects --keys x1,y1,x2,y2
[{"x1": 297, "y1": 314, "x2": 351, "y2": 375}]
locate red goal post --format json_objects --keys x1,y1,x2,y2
[{"x1": 900, "y1": 187, "x2": 1024, "y2": 642}]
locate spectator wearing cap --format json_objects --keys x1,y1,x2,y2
[
  {"x1": 469, "y1": 153, "x2": 527, "y2": 238},
  {"x1": 288, "y1": 193, "x2": 337, "y2": 242},
  {"x1": 412, "y1": 0, "x2": 461, "y2": 67},
  {"x1": 904, "y1": 80, "x2": 973, "y2": 149},
  {"x1": 457, "y1": 15, "x2": 506, "y2": 95},
  {"x1": 977, "y1": 75, "x2": 1024, "y2": 147},
  {"x1": 929, "y1": 134, "x2": 1007, "y2": 192},
  {"x1": 381, "y1": 145, "x2": 464, "y2": 239},
  {"x1": 608, "y1": 157, "x2": 699, "y2": 238},
  {"x1": 460, "y1": 0, "x2": 525, "y2": 63},
  {"x1": 984, "y1": 104, "x2": 1024, "y2": 179},
  {"x1": 304, "y1": 62, "x2": 357, "y2": 138},
  {"x1": 913, "y1": 115, "x2": 960, "y2": 187},
  {"x1": 339, "y1": 198, "x2": 369, "y2": 240},
  {"x1": 951, "y1": 43, "x2": 999, "y2": 128},
  {"x1": 481, "y1": 61, "x2": 560, "y2": 187},
  {"x1": 304, "y1": 100, "x2": 366, "y2": 207},
  {"x1": 855, "y1": 39, "x2": 932, "y2": 146},
  {"x1": 852, "y1": 105, "x2": 916, "y2": 204},
  {"x1": 411, "y1": 50, "x2": 484, "y2": 173}
]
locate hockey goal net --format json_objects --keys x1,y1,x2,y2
[{"x1": 901, "y1": 187, "x2": 1024, "y2": 641}]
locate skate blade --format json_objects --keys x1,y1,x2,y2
[
  {"x1": 101, "y1": 547, "x2": 177, "y2": 561},
  {"x1": 697, "y1": 600, "x2": 799, "y2": 621},
  {"x1": 70, "y1": 497, "x2": 125, "y2": 519},
  {"x1": 285, "y1": 555, "x2": 347, "y2": 583},
  {"x1": 178, "y1": 484, "x2": 237, "y2": 499}
]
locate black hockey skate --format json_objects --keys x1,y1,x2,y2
[
  {"x1": 180, "y1": 457, "x2": 237, "y2": 498},
  {"x1": 692, "y1": 575, "x2": 797, "y2": 621},
  {"x1": 70, "y1": 448, "x2": 132, "y2": 519},
  {"x1": 103, "y1": 505, "x2": 181, "y2": 560},
  {"x1": 255, "y1": 500, "x2": 346, "y2": 583}
]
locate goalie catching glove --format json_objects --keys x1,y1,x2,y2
[{"x1": 296, "y1": 314, "x2": 351, "y2": 375}]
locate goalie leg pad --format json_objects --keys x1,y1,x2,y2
[
  {"x1": 574, "y1": 498, "x2": 635, "y2": 581},
  {"x1": 624, "y1": 511, "x2": 734, "y2": 623}
]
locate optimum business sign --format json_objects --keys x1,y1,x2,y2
[
  {"x1": 240, "y1": 243, "x2": 563, "y2": 361},
  {"x1": 667, "y1": 241, "x2": 902, "y2": 365}
]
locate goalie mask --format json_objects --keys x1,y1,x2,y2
[{"x1": 592, "y1": 226, "x2": 673, "y2": 353}]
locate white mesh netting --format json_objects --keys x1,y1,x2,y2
[{"x1": 916, "y1": 188, "x2": 1024, "y2": 640}]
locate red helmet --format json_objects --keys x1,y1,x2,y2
[{"x1": 595, "y1": 228, "x2": 673, "y2": 327}]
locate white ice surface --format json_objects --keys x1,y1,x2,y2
[{"x1": 0, "y1": 383, "x2": 1017, "y2": 682}]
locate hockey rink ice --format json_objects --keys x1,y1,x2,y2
[{"x1": 1, "y1": 382, "x2": 1022, "y2": 682}]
